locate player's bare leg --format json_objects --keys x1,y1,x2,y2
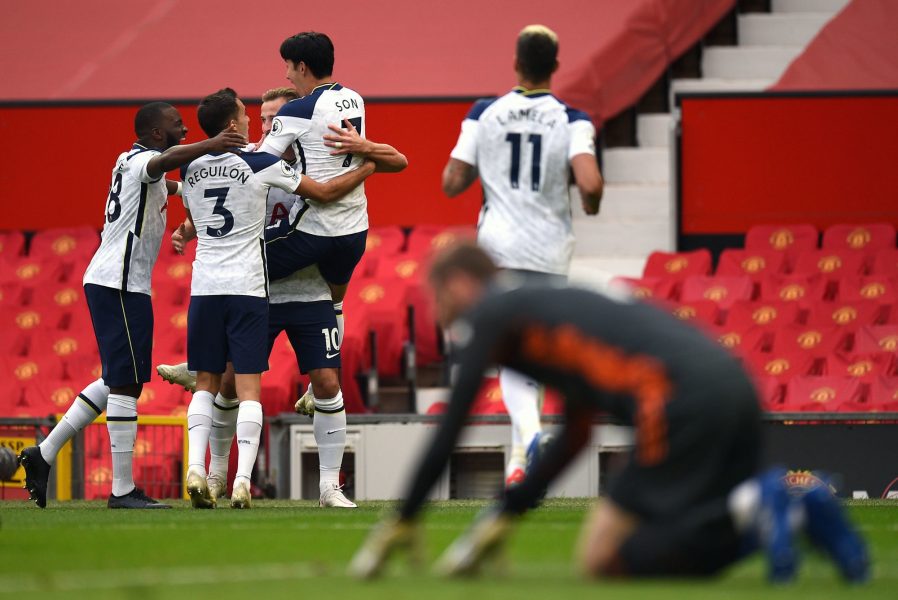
[
  {"x1": 186, "y1": 371, "x2": 221, "y2": 508},
  {"x1": 231, "y1": 373, "x2": 263, "y2": 509},
  {"x1": 576, "y1": 500, "x2": 640, "y2": 577},
  {"x1": 327, "y1": 282, "x2": 348, "y2": 347}
]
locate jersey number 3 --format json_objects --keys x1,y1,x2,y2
[
  {"x1": 205, "y1": 187, "x2": 234, "y2": 238},
  {"x1": 506, "y1": 133, "x2": 542, "y2": 191}
]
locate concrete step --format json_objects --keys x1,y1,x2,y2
[
  {"x1": 601, "y1": 148, "x2": 669, "y2": 184},
  {"x1": 739, "y1": 13, "x2": 833, "y2": 46},
  {"x1": 670, "y1": 78, "x2": 772, "y2": 106},
  {"x1": 772, "y1": 0, "x2": 849, "y2": 14},
  {"x1": 636, "y1": 113, "x2": 673, "y2": 148},
  {"x1": 573, "y1": 184, "x2": 670, "y2": 221},
  {"x1": 702, "y1": 46, "x2": 803, "y2": 80},
  {"x1": 572, "y1": 218, "x2": 674, "y2": 257}
]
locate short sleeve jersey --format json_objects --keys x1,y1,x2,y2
[
  {"x1": 450, "y1": 88, "x2": 596, "y2": 275},
  {"x1": 83, "y1": 144, "x2": 168, "y2": 294},
  {"x1": 182, "y1": 152, "x2": 301, "y2": 297},
  {"x1": 264, "y1": 187, "x2": 331, "y2": 305},
  {"x1": 260, "y1": 82, "x2": 368, "y2": 237}
]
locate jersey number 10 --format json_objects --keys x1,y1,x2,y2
[{"x1": 506, "y1": 133, "x2": 542, "y2": 192}]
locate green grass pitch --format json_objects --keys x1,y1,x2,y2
[{"x1": 1, "y1": 499, "x2": 895, "y2": 598}]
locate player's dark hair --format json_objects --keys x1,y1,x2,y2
[
  {"x1": 134, "y1": 102, "x2": 174, "y2": 138},
  {"x1": 516, "y1": 25, "x2": 559, "y2": 83},
  {"x1": 280, "y1": 32, "x2": 335, "y2": 78},
  {"x1": 197, "y1": 88, "x2": 239, "y2": 138},
  {"x1": 429, "y1": 242, "x2": 499, "y2": 286}
]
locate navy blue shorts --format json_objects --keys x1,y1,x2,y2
[
  {"x1": 84, "y1": 284, "x2": 153, "y2": 387},
  {"x1": 265, "y1": 222, "x2": 366, "y2": 285},
  {"x1": 268, "y1": 301, "x2": 341, "y2": 374},
  {"x1": 187, "y1": 295, "x2": 269, "y2": 374}
]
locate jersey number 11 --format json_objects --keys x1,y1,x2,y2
[{"x1": 506, "y1": 132, "x2": 542, "y2": 192}]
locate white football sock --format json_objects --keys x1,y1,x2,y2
[
  {"x1": 234, "y1": 400, "x2": 263, "y2": 486},
  {"x1": 333, "y1": 301, "x2": 344, "y2": 347},
  {"x1": 106, "y1": 394, "x2": 137, "y2": 497},
  {"x1": 499, "y1": 369, "x2": 542, "y2": 474},
  {"x1": 40, "y1": 379, "x2": 109, "y2": 464},
  {"x1": 728, "y1": 479, "x2": 761, "y2": 533},
  {"x1": 313, "y1": 391, "x2": 346, "y2": 490},
  {"x1": 187, "y1": 391, "x2": 214, "y2": 477},
  {"x1": 208, "y1": 393, "x2": 239, "y2": 478}
]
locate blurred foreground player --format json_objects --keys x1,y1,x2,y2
[
  {"x1": 18, "y1": 103, "x2": 246, "y2": 509},
  {"x1": 350, "y1": 243, "x2": 869, "y2": 583},
  {"x1": 441, "y1": 25, "x2": 604, "y2": 485}
]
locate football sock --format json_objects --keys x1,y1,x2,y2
[
  {"x1": 499, "y1": 369, "x2": 542, "y2": 474},
  {"x1": 234, "y1": 400, "x2": 263, "y2": 486},
  {"x1": 209, "y1": 393, "x2": 239, "y2": 478},
  {"x1": 39, "y1": 378, "x2": 109, "y2": 464},
  {"x1": 187, "y1": 391, "x2": 215, "y2": 477},
  {"x1": 313, "y1": 391, "x2": 346, "y2": 490},
  {"x1": 106, "y1": 394, "x2": 138, "y2": 497},
  {"x1": 333, "y1": 301, "x2": 344, "y2": 347},
  {"x1": 728, "y1": 479, "x2": 761, "y2": 533}
]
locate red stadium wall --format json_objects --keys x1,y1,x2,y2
[
  {"x1": 678, "y1": 92, "x2": 898, "y2": 247},
  {"x1": 0, "y1": 101, "x2": 483, "y2": 231}
]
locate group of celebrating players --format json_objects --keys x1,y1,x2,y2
[{"x1": 19, "y1": 25, "x2": 869, "y2": 584}]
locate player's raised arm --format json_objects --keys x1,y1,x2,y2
[
  {"x1": 296, "y1": 160, "x2": 377, "y2": 203},
  {"x1": 323, "y1": 119, "x2": 408, "y2": 173},
  {"x1": 145, "y1": 128, "x2": 247, "y2": 180}
]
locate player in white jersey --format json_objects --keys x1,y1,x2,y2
[
  {"x1": 18, "y1": 102, "x2": 247, "y2": 509},
  {"x1": 181, "y1": 88, "x2": 374, "y2": 509},
  {"x1": 441, "y1": 25, "x2": 605, "y2": 486},
  {"x1": 261, "y1": 31, "x2": 408, "y2": 347}
]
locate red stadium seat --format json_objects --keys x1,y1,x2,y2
[
  {"x1": 711, "y1": 325, "x2": 770, "y2": 358},
  {"x1": 791, "y1": 250, "x2": 866, "y2": 285},
  {"x1": 469, "y1": 377, "x2": 509, "y2": 415},
  {"x1": 757, "y1": 274, "x2": 827, "y2": 307},
  {"x1": 752, "y1": 376, "x2": 783, "y2": 411},
  {"x1": 0, "y1": 231, "x2": 25, "y2": 261},
  {"x1": 820, "y1": 352, "x2": 896, "y2": 381},
  {"x1": 152, "y1": 258, "x2": 193, "y2": 290},
  {"x1": 782, "y1": 376, "x2": 863, "y2": 412},
  {"x1": 870, "y1": 249, "x2": 898, "y2": 276},
  {"x1": 2, "y1": 306, "x2": 56, "y2": 349},
  {"x1": 770, "y1": 324, "x2": 848, "y2": 359},
  {"x1": 716, "y1": 249, "x2": 786, "y2": 279},
  {"x1": 868, "y1": 376, "x2": 898, "y2": 411},
  {"x1": 680, "y1": 276, "x2": 753, "y2": 310},
  {"x1": 835, "y1": 275, "x2": 898, "y2": 304},
  {"x1": 822, "y1": 223, "x2": 896, "y2": 253},
  {"x1": 136, "y1": 379, "x2": 187, "y2": 415},
  {"x1": 1, "y1": 257, "x2": 67, "y2": 287},
  {"x1": 64, "y1": 352, "x2": 104, "y2": 382},
  {"x1": 668, "y1": 300, "x2": 720, "y2": 328},
  {"x1": 805, "y1": 301, "x2": 884, "y2": 330},
  {"x1": 29, "y1": 227, "x2": 99, "y2": 261},
  {"x1": 744, "y1": 224, "x2": 818, "y2": 269},
  {"x1": 22, "y1": 379, "x2": 80, "y2": 418},
  {"x1": 0, "y1": 357, "x2": 65, "y2": 399},
  {"x1": 340, "y1": 302, "x2": 372, "y2": 413},
  {"x1": 724, "y1": 300, "x2": 801, "y2": 331},
  {"x1": 28, "y1": 329, "x2": 94, "y2": 366},
  {"x1": 746, "y1": 351, "x2": 816, "y2": 384},
  {"x1": 0, "y1": 281, "x2": 27, "y2": 308},
  {"x1": 611, "y1": 276, "x2": 678, "y2": 302},
  {"x1": 406, "y1": 226, "x2": 476, "y2": 259},
  {"x1": 853, "y1": 325, "x2": 898, "y2": 355},
  {"x1": 643, "y1": 249, "x2": 711, "y2": 280},
  {"x1": 345, "y1": 276, "x2": 409, "y2": 378},
  {"x1": 361, "y1": 226, "x2": 406, "y2": 276}
]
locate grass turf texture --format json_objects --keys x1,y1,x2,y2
[{"x1": 0, "y1": 499, "x2": 894, "y2": 598}]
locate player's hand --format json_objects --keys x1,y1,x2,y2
[
  {"x1": 206, "y1": 126, "x2": 247, "y2": 154},
  {"x1": 323, "y1": 119, "x2": 371, "y2": 156},
  {"x1": 348, "y1": 514, "x2": 422, "y2": 579},
  {"x1": 172, "y1": 221, "x2": 196, "y2": 255}
]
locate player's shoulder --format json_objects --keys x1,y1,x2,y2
[
  {"x1": 548, "y1": 97, "x2": 591, "y2": 124},
  {"x1": 277, "y1": 95, "x2": 319, "y2": 120},
  {"x1": 464, "y1": 96, "x2": 503, "y2": 121},
  {"x1": 125, "y1": 143, "x2": 160, "y2": 161},
  {"x1": 236, "y1": 151, "x2": 284, "y2": 174}
]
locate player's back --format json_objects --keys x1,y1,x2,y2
[
  {"x1": 464, "y1": 90, "x2": 594, "y2": 275},
  {"x1": 83, "y1": 144, "x2": 168, "y2": 294},
  {"x1": 183, "y1": 151, "x2": 300, "y2": 297},
  {"x1": 262, "y1": 83, "x2": 367, "y2": 237}
]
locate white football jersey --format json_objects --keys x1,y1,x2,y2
[
  {"x1": 83, "y1": 144, "x2": 168, "y2": 294},
  {"x1": 450, "y1": 88, "x2": 597, "y2": 275},
  {"x1": 264, "y1": 187, "x2": 331, "y2": 305},
  {"x1": 183, "y1": 152, "x2": 301, "y2": 297},
  {"x1": 260, "y1": 82, "x2": 367, "y2": 237}
]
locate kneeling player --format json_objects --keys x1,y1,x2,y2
[
  {"x1": 181, "y1": 88, "x2": 374, "y2": 509},
  {"x1": 350, "y1": 243, "x2": 869, "y2": 583}
]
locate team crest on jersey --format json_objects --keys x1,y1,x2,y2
[
  {"x1": 832, "y1": 306, "x2": 857, "y2": 325},
  {"x1": 395, "y1": 260, "x2": 419, "y2": 279},
  {"x1": 673, "y1": 306, "x2": 696, "y2": 320},
  {"x1": 52, "y1": 337, "x2": 78, "y2": 356},
  {"x1": 860, "y1": 283, "x2": 886, "y2": 299},
  {"x1": 54, "y1": 288, "x2": 79, "y2": 306},
  {"x1": 817, "y1": 255, "x2": 842, "y2": 273},
  {"x1": 741, "y1": 256, "x2": 766, "y2": 273},
  {"x1": 360, "y1": 284, "x2": 385, "y2": 304},
  {"x1": 703, "y1": 286, "x2": 728, "y2": 302},
  {"x1": 51, "y1": 386, "x2": 76, "y2": 407},
  {"x1": 879, "y1": 335, "x2": 898, "y2": 352},
  {"x1": 779, "y1": 284, "x2": 805, "y2": 301},
  {"x1": 664, "y1": 257, "x2": 688, "y2": 273},
  {"x1": 16, "y1": 263, "x2": 41, "y2": 280},
  {"x1": 14, "y1": 361, "x2": 39, "y2": 380},
  {"x1": 718, "y1": 332, "x2": 741, "y2": 348},
  {"x1": 51, "y1": 235, "x2": 77, "y2": 256},
  {"x1": 271, "y1": 118, "x2": 283, "y2": 136},
  {"x1": 280, "y1": 161, "x2": 297, "y2": 178},
  {"x1": 797, "y1": 330, "x2": 822, "y2": 349},
  {"x1": 846, "y1": 228, "x2": 871, "y2": 249},
  {"x1": 752, "y1": 306, "x2": 777, "y2": 324},
  {"x1": 16, "y1": 311, "x2": 40, "y2": 329},
  {"x1": 765, "y1": 359, "x2": 790, "y2": 376},
  {"x1": 769, "y1": 229, "x2": 794, "y2": 250},
  {"x1": 846, "y1": 360, "x2": 873, "y2": 377}
]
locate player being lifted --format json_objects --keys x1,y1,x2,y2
[
  {"x1": 161, "y1": 87, "x2": 361, "y2": 508},
  {"x1": 441, "y1": 25, "x2": 604, "y2": 485},
  {"x1": 350, "y1": 243, "x2": 869, "y2": 584},
  {"x1": 181, "y1": 88, "x2": 375, "y2": 509},
  {"x1": 18, "y1": 103, "x2": 247, "y2": 508},
  {"x1": 260, "y1": 31, "x2": 408, "y2": 348}
]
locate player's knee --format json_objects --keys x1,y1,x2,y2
[{"x1": 310, "y1": 370, "x2": 340, "y2": 399}]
